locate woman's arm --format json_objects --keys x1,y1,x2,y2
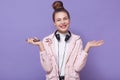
[
  {"x1": 74, "y1": 40, "x2": 104, "y2": 72},
  {"x1": 84, "y1": 40, "x2": 104, "y2": 53},
  {"x1": 26, "y1": 37, "x2": 53, "y2": 73}
]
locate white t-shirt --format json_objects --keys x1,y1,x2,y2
[{"x1": 54, "y1": 32, "x2": 70, "y2": 76}]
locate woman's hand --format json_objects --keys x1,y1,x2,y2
[
  {"x1": 26, "y1": 37, "x2": 41, "y2": 46},
  {"x1": 26, "y1": 37, "x2": 45, "y2": 51},
  {"x1": 87, "y1": 40, "x2": 104, "y2": 47},
  {"x1": 84, "y1": 40, "x2": 104, "y2": 53}
]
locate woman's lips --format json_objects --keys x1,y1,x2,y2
[{"x1": 60, "y1": 25, "x2": 67, "y2": 29}]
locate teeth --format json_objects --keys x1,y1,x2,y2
[
  {"x1": 61, "y1": 26, "x2": 66, "y2": 28},
  {"x1": 60, "y1": 25, "x2": 67, "y2": 29}
]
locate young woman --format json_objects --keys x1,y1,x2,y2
[{"x1": 26, "y1": 1, "x2": 104, "y2": 80}]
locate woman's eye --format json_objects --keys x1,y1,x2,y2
[
  {"x1": 56, "y1": 19, "x2": 61, "y2": 21},
  {"x1": 57, "y1": 20, "x2": 60, "y2": 21},
  {"x1": 64, "y1": 17, "x2": 68, "y2": 20}
]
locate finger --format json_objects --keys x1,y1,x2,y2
[
  {"x1": 34, "y1": 37, "x2": 40, "y2": 41},
  {"x1": 28, "y1": 38, "x2": 34, "y2": 43},
  {"x1": 88, "y1": 40, "x2": 95, "y2": 44},
  {"x1": 34, "y1": 37, "x2": 38, "y2": 40},
  {"x1": 98, "y1": 40, "x2": 104, "y2": 42},
  {"x1": 92, "y1": 40, "x2": 97, "y2": 44},
  {"x1": 97, "y1": 41, "x2": 104, "y2": 46},
  {"x1": 91, "y1": 40, "x2": 96, "y2": 42},
  {"x1": 100, "y1": 41, "x2": 104, "y2": 45},
  {"x1": 101, "y1": 40, "x2": 104, "y2": 44},
  {"x1": 26, "y1": 38, "x2": 31, "y2": 42},
  {"x1": 98, "y1": 40, "x2": 104, "y2": 44}
]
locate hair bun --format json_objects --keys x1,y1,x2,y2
[{"x1": 52, "y1": 1, "x2": 64, "y2": 10}]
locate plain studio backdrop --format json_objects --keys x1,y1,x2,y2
[{"x1": 0, "y1": 0, "x2": 120, "y2": 80}]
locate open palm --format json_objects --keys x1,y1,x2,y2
[
  {"x1": 26, "y1": 37, "x2": 41, "y2": 46},
  {"x1": 87, "y1": 40, "x2": 104, "y2": 47}
]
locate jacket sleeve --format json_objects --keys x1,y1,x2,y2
[
  {"x1": 74, "y1": 39, "x2": 88, "y2": 72},
  {"x1": 39, "y1": 39, "x2": 53, "y2": 73},
  {"x1": 40, "y1": 50, "x2": 53, "y2": 73}
]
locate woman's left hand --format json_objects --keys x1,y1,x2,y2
[
  {"x1": 84, "y1": 40, "x2": 104, "y2": 53},
  {"x1": 87, "y1": 40, "x2": 104, "y2": 48}
]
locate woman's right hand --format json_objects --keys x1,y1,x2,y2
[
  {"x1": 26, "y1": 37, "x2": 45, "y2": 51},
  {"x1": 26, "y1": 37, "x2": 41, "y2": 46}
]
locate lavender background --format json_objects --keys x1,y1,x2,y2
[{"x1": 0, "y1": 0, "x2": 120, "y2": 80}]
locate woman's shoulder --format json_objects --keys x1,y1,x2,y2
[
  {"x1": 71, "y1": 32, "x2": 81, "y2": 39},
  {"x1": 42, "y1": 33, "x2": 54, "y2": 42},
  {"x1": 71, "y1": 33, "x2": 83, "y2": 44}
]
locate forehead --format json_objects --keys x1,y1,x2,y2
[{"x1": 55, "y1": 11, "x2": 68, "y2": 19}]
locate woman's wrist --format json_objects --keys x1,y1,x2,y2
[
  {"x1": 38, "y1": 41, "x2": 45, "y2": 52},
  {"x1": 84, "y1": 44, "x2": 91, "y2": 53}
]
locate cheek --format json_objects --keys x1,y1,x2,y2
[
  {"x1": 67, "y1": 21, "x2": 70, "y2": 25},
  {"x1": 66, "y1": 19, "x2": 70, "y2": 23},
  {"x1": 54, "y1": 23, "x2": 60, "y2": 28},
  {"x1": 55, "y1": 22, "x2": 60, "y2": 26}
]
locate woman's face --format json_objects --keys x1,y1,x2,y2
[{"x1": 54, "y1": 11, "x2": 70, "y2": 33}]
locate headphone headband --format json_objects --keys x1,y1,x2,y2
[{"x1": 55, "y1": 30, "x2": 71, "y2": 42}]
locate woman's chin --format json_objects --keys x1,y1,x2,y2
[{"x1": 58, "y1": 29, "x2": 68, "y2": 33}]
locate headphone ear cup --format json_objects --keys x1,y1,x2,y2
[
  {"x1": 65, "y1": 35, "x2": 70, "y2": 42},
  {"x1": 55, "y1": 34, "x2": 60, "y2": 41},
  {"x1": 55, "y1": 30, "x2": 60, "y2": 41},
  {"x1": 65, "y1": 30, "x2": 71, "y2": 42}
]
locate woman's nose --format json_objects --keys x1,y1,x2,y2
[{"x1": 61, "y1": 20, "x2": 65, "y2": 24}]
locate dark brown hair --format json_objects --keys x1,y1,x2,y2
[{"x1": 52, "y1": 1, "x2": 70, "y2": 22}]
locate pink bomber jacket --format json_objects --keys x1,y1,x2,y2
[{"x1": 40, "y1": 33, "x2": 88, "y2": 80}]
